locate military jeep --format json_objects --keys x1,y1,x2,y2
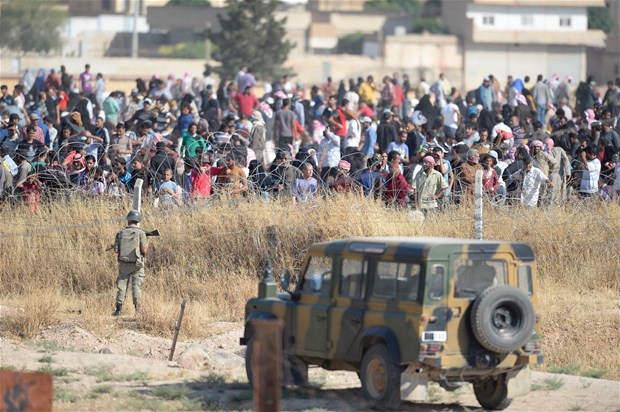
[{"x1": 241, "y1": 237, "x2": 543, "y2": 410}]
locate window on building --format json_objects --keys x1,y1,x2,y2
[
  {"x1": 101, "y1": 0, "x2": 113, "y2": 11},
  {"x1": 559, "y1": 17, "x2": 572, "y2": 27},
  {"x1": 521, "y1": 15, "x2": 533, "y2": 26},
  {"x1": 482, "y1": 15, "x2": 495, "y2": 26}
]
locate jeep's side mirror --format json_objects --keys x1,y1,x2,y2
[{"x1": 280, "y1": 269, "x2": 290, "y2": 291}]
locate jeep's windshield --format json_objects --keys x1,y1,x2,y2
[
  {"x1": 299, "y1": 256, "x2": 332, "y2": 295},
  {"x1": 453, "y1": 258, "x2": 507, "y2": 299}
]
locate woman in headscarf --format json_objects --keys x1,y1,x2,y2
[
  {"x1": 507, "y1": 78, "x2": 524, "y2": 108},
  {"x1": 182, "y1": 71, "x2": 192, "y2": 96},
  {"x1": 555, "y1": 76, "x2": 573, "y2": 104},
  {"x1": 250, "y1": 111, "x2": 267, "y2": 166},
  {"x1": 547, "y1": 74, "x2": 560, "y2": 105},
  {"x1": 515, "y1": 94, "x2": 535, "y2": 128},
  {"x1": 74, "y1": 98, "x2": 92, "y2": 128}
]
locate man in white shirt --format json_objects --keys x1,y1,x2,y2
[
  {"x1": 516, "y1": 155, "x2": 550, "y2": 207},
  {"x1": 344, "y1": 116, "x2": 361, "y2": 156},
  {"x1": 440, "y1": 96, "x2": 460, "y2": 140},
  {"x1": 579, "y1": 145, "x2": 601, "y2": 197},
  {"x1": 317, "y1": 125, "x2": 341, "y2": 183}
]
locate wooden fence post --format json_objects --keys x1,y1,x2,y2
[{"x1": 250, "y1": 319, "x2": 284, "y2": 412}]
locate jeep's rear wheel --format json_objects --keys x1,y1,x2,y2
[
  {"x1": 245, "y1": 337, "x2": 308, "y2": 388},
  {"x1": 360, "y1": 344, "x2": 401, "y2": 410},
  {"x1": 471, "y1": 285, "x2": 535, "y2": 353},
  {"x1": 474, "y1": 373, "x2": 512, "y2": 410}
]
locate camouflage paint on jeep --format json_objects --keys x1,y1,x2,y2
[{"x1": 243, "y1": 237, "x2": 542, "y2": 379}]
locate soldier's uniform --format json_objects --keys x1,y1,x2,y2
[{"x1": 113, "y1": 211, "x2": 148, "y2": 316}]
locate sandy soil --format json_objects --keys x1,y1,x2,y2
[{"x1": 1, "y1": 321, "x2": 619, "y2": 412}]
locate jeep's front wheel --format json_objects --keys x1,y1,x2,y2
[
  {"x1": 360, "y1": 344, "x2": 401, "y2": 410},
  {"x1": 473, "y1": 373, "x2": 512, "y2": 410},
  {"x1": 245, "y1": 337, "x2": 308, "y2": 388},
  {"x1": 245, "y1": 336, "x2": 255, "y2": 386}
]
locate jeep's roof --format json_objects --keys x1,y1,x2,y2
[{"x1": 310, "y1": 237, "x2": 535, "y2": 261}]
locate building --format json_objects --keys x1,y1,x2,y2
[
  {"x1": 66, "y1": 0, "x2": 168, "y2": 15},
  {"x1": 587, "y1": 0, "x2": 620, "y2": 83},
  {"x1": 307, "y1": 0, "x2": 366, "y2": 12},
  {"x1": 443, "y1": 0, "x2": 607, "y2": 90}
]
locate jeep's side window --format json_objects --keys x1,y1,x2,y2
[
  {"x1": 340, "y1": 258, "x2": 366, "y2": 298},
  {"x1": 518, "y1": 265, "x2": 533, "y2": 296},
  {"x1": 301, "y1": 256, "x2": 332, "y2": 295},
  {"x1": 372, "y1": 262, "x2": 397, "y2": 298},
  {"x1": 373, "y1": 261, "x2": 421, "y2": 300},
  {"x1": 429, "y1": 265, "x2": 444, "y2": 300},
  {"x1": 397, "y1": 263, "x2": 421, "y2": 301}
]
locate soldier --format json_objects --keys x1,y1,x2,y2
[{"x1": 113, "y1": 210, "x2": 149, "y2": 316}]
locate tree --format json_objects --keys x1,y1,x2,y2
[
  {"x1": 588, "y1": 6, "x2": 614, "y2": 34},
  {"x1": 167, "y1": 0, "x2": 211, "y2": 6},
  {"x1": 365, "y1": 0, "x2": 421, "y2": 15},
  {"x1": 365, "y1": 0, "x2": 443, "y2": 33},
  {"x1": 337, "y1": 32, "x2": 365, "y2": 55},
  {"x1": 412, "y1": 18, "x2": 444, "y2": 34},
  {"x1": 0, "y1": 0, "x2": 67, "y2": 54},
  {"x1": 210, "y1": 0, "x2": 294, "y2": 81}
]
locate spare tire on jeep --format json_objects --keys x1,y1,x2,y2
[{"x1": 470, "y1": 285, "x2": 535, "y2": 354}]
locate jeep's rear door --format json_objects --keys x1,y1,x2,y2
[
  {"x1": 329, "y1": 254, "x2": 367, "y2": 360},
  {"x1": 365, "y1": 258, "x2": 424, "y2": 364},
  {"x1": 294, "y1": 255, "x2": 333, "y2": 357},
  {"x1": 443, "y1": 251, "x2": 511, "y2": 357}
]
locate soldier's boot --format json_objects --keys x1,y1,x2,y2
[
  {"x1": 112, "y1": 304, "x2": 122, "y2": 317},
  {"x1": 134, "y1": 302, "x2": 141, "y2": 315}
]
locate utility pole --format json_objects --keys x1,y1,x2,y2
[{"x1": 131, "y1": 0, "x2": 140, "y2": 58}]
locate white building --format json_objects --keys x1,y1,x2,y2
[{"x1": 443, "y1": 0, "x2": 607, "y2": 90}]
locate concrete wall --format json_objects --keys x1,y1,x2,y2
[
  {"x1": 329, "y1": 13, "x2": 387, "y2": 37},
  {"x1": 276, "y1": 9, "x2": 311, "y2": 55},
  {"x1": 64, "y1": 15, "x2": 148, "y2": 37},
  {"x1": 383, "y1": 34, "x2": 463, "y2": 88},
  {"x1": 462, "y1": 43, "x2": 585, "y2": 91},
  {"x1": 61, "y1": 15, "x2": 149, "y2": 58},
  {"x1": 0, "y1": 54, "x2": 418, "y2": 93}
]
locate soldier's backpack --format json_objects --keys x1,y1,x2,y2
[{"x1": 116, "y1": 227, "x2": 143, "y2": 263}]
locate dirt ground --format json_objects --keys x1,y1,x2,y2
[{"x1": 1, "y1": 320, "x2": 619, "y2": 412}]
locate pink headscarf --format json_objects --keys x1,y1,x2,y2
[
  {"x1": 544, "y1": 137, "x2": 554, "y2": 152},
  {"x1": 259, "y1": 101, "x2": 273, "y2": 117},
  {"x1": 198, "y1": 118, "x2": 209, "y2": 132},
  {"x1": 516, "y1": 94, "x2": 527, "y2": 106},
  {"x1": 530, "y1": 139, "x2": 544, "y2": 149},
  {"x1": 251, "y1": 111, "x2": 264, "y2": 123},
  {"x1": 585, "y1": 109, "x2": 596, "y2": 128},
  {"x1": 508, "y1": 144, "x2": 529, "y2": 163}
]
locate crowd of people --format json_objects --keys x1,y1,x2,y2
[{"x1": 1, "y1": 63, "x2": 619, "y2": 213}]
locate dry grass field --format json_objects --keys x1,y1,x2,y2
[{"x1": 1, "y1": 196, "x2": 618, "y2": 380}]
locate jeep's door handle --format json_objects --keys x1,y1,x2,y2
[
  {"x1": 349, "y1": 318, "x2": 361, "y2": 325},
  {"x1": 316, "y1": 313, "x2": 327, "y2": 321}
]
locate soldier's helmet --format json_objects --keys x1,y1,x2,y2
[{"x1": 126, "y1": 210, "x2": 142, "y2": 222}]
